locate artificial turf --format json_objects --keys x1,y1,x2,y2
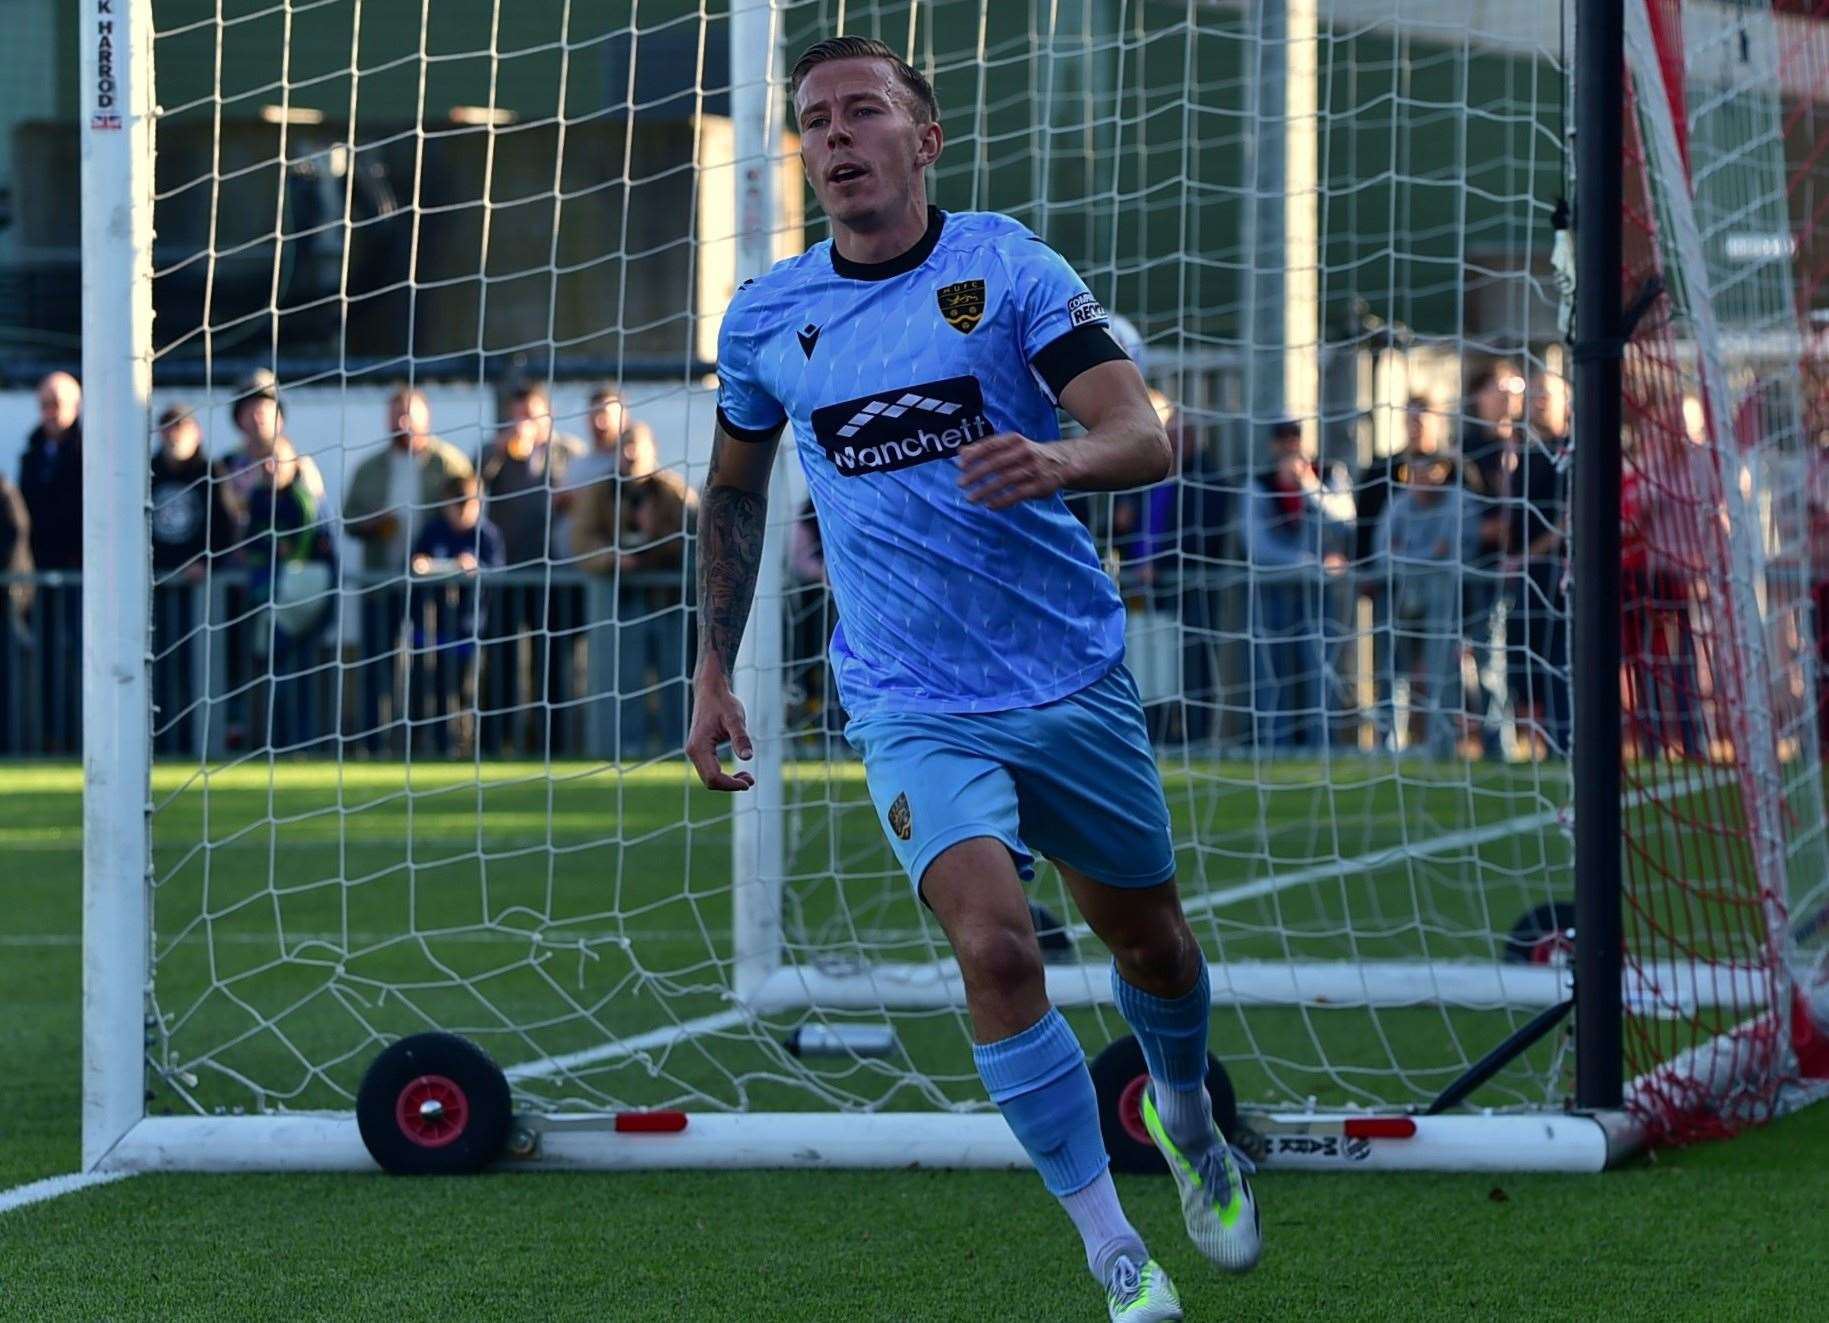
[{"x1": 3, "y1": 760, "x2": 1825, "y2": 1320}]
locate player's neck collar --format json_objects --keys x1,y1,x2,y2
[{"x1": 830, "y1": 206, "x2": 945, "y2": 281}]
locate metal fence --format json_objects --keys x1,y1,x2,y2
[
  {"x1": 0, "y1": 568, "x2": 699, "y2": 761},
  {"x1": 4, "y1": 559, "x2": 1575, "y2": 762}
]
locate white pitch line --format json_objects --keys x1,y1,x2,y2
[
  {"x1": 0, "y1": 1170, "x2": 136, "y2": 1217},
  {"x1": 503, "y1": 1007, "x2": 753, "y2": 1083}
]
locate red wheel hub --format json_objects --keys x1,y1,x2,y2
[
  {"x1": 395, "y1": 1074, "x2": 469, "y2": 1148},
  {"x1": 1117, "y1": 1074, "x2": 1154, "y2": 1146},
  {"x1": 1529, "y1": 931, "x2": 1574, "y2": 966}
]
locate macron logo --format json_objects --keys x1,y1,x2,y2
[{"x1": 835, "y1": 392, "x2": 965, "y2": 439}]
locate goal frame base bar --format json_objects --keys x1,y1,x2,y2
[
  {"x1": 94, "y1": 1109, "x2": 1641, "y2": 1176},
  {"x1": 748, "y1": 958, "x2": 1765, "y2": 1015}
]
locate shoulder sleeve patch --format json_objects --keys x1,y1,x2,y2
[{"x1": 1066, "y1": 291, "x2": 1107, "y2": 328}]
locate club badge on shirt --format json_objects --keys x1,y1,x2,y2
[{"x1": 936, "y1": 279, "x2": 986, "y2": 334}]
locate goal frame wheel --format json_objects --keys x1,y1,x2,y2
[
  {"x1": 1028, "y1": 900, "x2": 1075, "y2": 964},
  {"x1": 356, "y1": 1032, "x2": 513, "y2": 1175},
  {"x1": 1503, "y1": 901, "x2": 1578, "y2": 967},
  {"x1": 1089, "y1": 1035, "x2": 1239, "y2": 1175}
]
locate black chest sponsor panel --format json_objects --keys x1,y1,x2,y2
[{"x1": 809, "y1": 375, "x2": 995, "y2": 478}]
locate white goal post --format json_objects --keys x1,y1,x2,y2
[{"x1": 79, "y1": 0, "x2": 1828, "y2": 1179}]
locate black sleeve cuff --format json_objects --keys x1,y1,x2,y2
[
  {"x1": 716, "y1": 405, "x2": 786, "y2": 444},
  {"x1": 1031, "y1": 323, "x2": 1129, "y2": 402}
]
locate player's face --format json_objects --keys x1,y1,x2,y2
[{"x1": 796, "y1": 59, "x2": 939, "y2": 230}]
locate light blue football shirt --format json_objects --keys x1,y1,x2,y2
[{"x1": 716, "y1": 208, "x2": 1127, "y2": 719}]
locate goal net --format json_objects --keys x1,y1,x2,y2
[
  {"x1": 1615, "y1": 0, "x2": 1829, "y2": 1140},
  {"x1": 80, "y1": 0, "x2": 1829, "y2": 1174}
]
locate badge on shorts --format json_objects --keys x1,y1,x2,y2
[
  {"x1": 936, "y1": 279, "x2": 986, "y2": 334},
  {"x1": 887, "y1": 792, "x2": 913, "y2": 841}
]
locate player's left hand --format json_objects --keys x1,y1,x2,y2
[{"x1": 957, "y1": 432, "x2": 1071, "y2": 510}]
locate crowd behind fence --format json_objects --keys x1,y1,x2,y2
[
  {"x1": 8, "y1": 360, "x2": 1810, "y2": 765},
  {"x1": 4, "y1": 556, "x2": 1577, "y2": 764}
]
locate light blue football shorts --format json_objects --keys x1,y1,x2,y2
[{"x1": 842, "y1": 663, "x2": 1177, "y2": 901}]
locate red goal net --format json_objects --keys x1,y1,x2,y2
[{"x1": 1618, "y1": 0, "x2": 1829, "y2": 1143}]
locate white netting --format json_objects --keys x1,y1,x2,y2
[{"x1": 124, "y1": 0, "x2": 1815, "y2": 1137}]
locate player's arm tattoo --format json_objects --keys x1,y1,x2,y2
[{"x1": 697, "y1": 428, "x2": 776, "y2": 677}]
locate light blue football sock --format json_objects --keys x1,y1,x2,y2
[
  {"x1": 973, "y1": 1008, "x2": 1143, "y2": 1278},
  {"x1": 1112, "y1": 958, "x2": 1218, "y2": 1152}
]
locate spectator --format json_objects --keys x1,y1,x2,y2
[
  {"x1": 482, "y1": 381, "x2": 581, "y2": 568},
  {"x1": 408, "y1": 474, "x2": 505, "y2": 753},
  {"x1": 1620, "y1": 423, "x2": 1703, "y2": 759},
  {"x1": 1460, "y1": 363, "x2": 1523, "y2": 496},
  {"x1": 20, "y1": 371, "x2": 83, "y2": 571},
  {"x1": 787, "y1": 497, "x2": 839, "y2": 734},
  {"x1": 1458, "y1": 361, "x2": 1524, "y2": 757},
  {"x1": 149, "y1": 403, "x2": 240, "y2": 755},
  {"x1": 343, "y1": 386, "x2": 473, "y2": 751},
  {"x1": 570, "y1": 411, "x2": 694, "y2": 756},
  {"x1": 226, "y1": 370, "x2": 324, "y2": 516},
  {"x1": 1111, "y1": 410, "x2": 1230, "y2": 743},
  {"x1": 413, "y1": 474, "x2": 506, "y2": 584},
  {"x1": 1378, "y1": 452, "x2": 1483, "y2": 759},
  {"x1": 478, "y1": 381, "x2": 583, "y2": 753},
  {"x1": 1244, "y1": 419, "x2": 1354, "y2": 749},
  {"x1": 18, "y1": 372, "x2": 83, "y2": 750},
  {"x1": 346, "y1": 386, "x2": 473, "y2": 572},
  {"x1": 563, "y1": 384, "x2": 633, "y2": 519},
  {"x1": 0, "y1": 467, "x2": 31, "y2": 751},
  {"x1": 151, "y1": 403, "x2": 239, "y2": 577},
  {"x1": 1356, "y1": 397, "x2": 1442, "y2": 747},
  {"x1": 1113, "y1": 414, "x2": 1230, "y2": 585},
  {"x1": 1101, "y1": 314, "x2": 1232, "y2": 743},
  {"x1": 1355, "y1": 397, "x2": 1442, "y2": 571},
  {"x1": 0, "y1": 470, "x2": 29, "y2": 625},
  {"x1": 1505, "y1": 371, "x2": 1572, "y2": 755},
  {"x1": 509, "y1": 379, "x2": 590, "y2": 559},
  {"x1": 245, "y1": 438, "x2": 337, "y2": 751}
]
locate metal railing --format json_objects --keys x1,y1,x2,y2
[{"x1": 1, "y1": 561, "x2": 1583, "y2": 760}]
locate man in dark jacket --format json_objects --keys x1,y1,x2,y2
[
  {"x1": 1111, "y1": 412, "x2": 1230, "y2": 743},
  {"x1": 1459, "y1": 362, "x2": 1524, "y2": 758},
  {"x1": 150, "y1": 403, "x2": 241, "y2": 754},
  {"x1": 152, "y1": 403, "x2": 240, "y2": 576},
  {"x1": 1355, "y1": 397, "x2": 1441, "y2": 747},
  {"x1": 20, "y1": 372, "x2": 83, "y2": 571},
  {"x1": 18, "y1": 372, "x2": 83, "y2": 751}
]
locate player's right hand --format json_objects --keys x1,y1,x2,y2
[{"x1": 686, "y1": 679, "x2": 756, "y2": 792}]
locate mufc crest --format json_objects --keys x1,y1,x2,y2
[
  {"x1": 887, "y1": 792, "x2": 914, "y2": 841},
  {"x1": 936, "y1": 279, "x2": 986, "y2": 334}
]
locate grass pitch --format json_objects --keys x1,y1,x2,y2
[{"x1": 3, "y1": 759, "x2": 1827, "y2": 1320}]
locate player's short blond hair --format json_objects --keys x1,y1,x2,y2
[{"x1": 790, "y1": 36, "x2": 939, "y2": 125}]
